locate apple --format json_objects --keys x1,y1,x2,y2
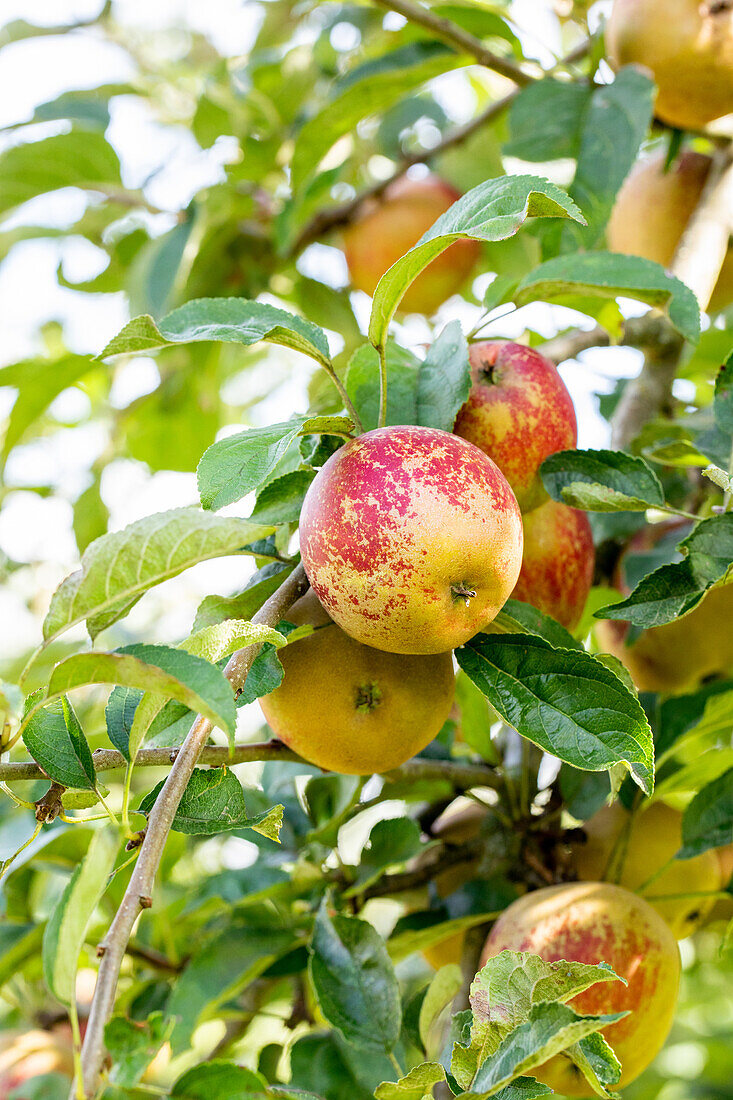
[
  {"x1": 572, "y1": 800, "x2": 724, "y2": 938},
  {"x1": 259, "y1": 590, "x2": 455, "y2": 774},
  {"x1": 299, "y1": 425, "x2": 523, "y2": 655},
  {"x1": 0, "y1": 1027, "x2": 74, "y2": 1097},
  {"x1": 453, "y1": 341, "x2": 577, "y2": 512},
  {"x1": 511, "y1": 499, "x2": 594, "y2": 630},
  {"x1": 607, "y1": 0, "x2": 733, "y2": 132},
  {"x1": 342, "y1": 175, "x2": 480, "y2": 314},
  {"x1": 480, "y1": 882, "x2": 681, "y2": 1095},
  {"x1": 595, "y1": 521, "x2": 733, "y2": 693},
  {"x1": 607, "y1": 151, "x2": 733, "y2": 312}
]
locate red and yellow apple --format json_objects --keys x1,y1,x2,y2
[
  {"x1": 607, "y1": 0, "x2": 733, "y2": 131},
  {"x1": 259, "y1": 590, "x2": 455, "y2": 774},
  {"x1": 454, "y1": 342, "x2": 577, "y2": 512},
  {"x1": 342, "y1": 175, "x2": 480, "y2": 314},
  {"x1": 607, "y1": 151, "x2": 733, "y2": 312},
  {"x1": 595, "y1": 521, "x2": 733, "y2": 693},
  {"x1": 511, "y1": 498, "x2": 594, "y2": 630},
  {"x1": 480, "y1": 882, "x2": 681, "y2": 1095},
  {"x1": 299, "y1": 425, "x2": 523, "y2": 655},
  {"x1": 0, "y1": 1027, "x2": 75, "y2": 1096},
  {"x1": 573, "y1": 801, "x2": 724, "y2": 938}
]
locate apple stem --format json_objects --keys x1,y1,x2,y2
[{"x1": 451, "y1": 583, "x2": 477, "y2": 607}]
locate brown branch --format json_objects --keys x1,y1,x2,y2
[
  {"x1": 77, "y1": 564, "x2": 310, "y2": 1099},
  {"x1": 611, "y1": 144, "x2": 733, "y2": 448},
  {"x1": 371, "y1": 0, "x2": 535, "y2": 85},
  {"x1": 539, "y1": 313, "x2": 681, "y2": 365},
  {"x1": 290, "y1": 38, "x2": 591, "y2": 256}
]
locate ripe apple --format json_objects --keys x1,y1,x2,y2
[
  {"x1": 454, "y1": 341, "x2": 577, "y2": 512},
  {"x1": 299, "y1": 426, "x2": 523, "y2": 655},
  {"x1": 342, "y1": 175, "x2": 480, "y2": 314},
  {"x1": 595, "y1": 521, "x2": 733, "y2": 693},
  {"x1": 607, "y1": 0, "x2": 733, "y2": 131},
  {"x1": 572, "y1": 801, "x2": 724, "y2": 938},
  {"x1": 511, "y1": 499, "x2": 594, "y2": 630},
  {"x1": 259, "y1": 590, "x2": 455, "y2": 774},
  {"x1": 480, "y1": 882, "x2": 681, "y2": 1095},
  {"x1": 607, "y1": 151, "x2": 733, "y2": 312}
]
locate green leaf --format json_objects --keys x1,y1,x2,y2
[
  {"x1": 198, "y1": 418, "x2": 309, "y2": 511},
  {"x1": 375, "y1": 1062, "x2": 446, "y2": 1100},
  {"x1": 416, "y1": 321, "x2": 470, "y2": 432},
  {"x1": 564, "y1": 1032, "x2": 622, "y2": 1097},
  {"x1": 167, "y1": 926, "x2": 294, "y2": 1053},
  {"x1": 171, "y1": 1061, "x2": 270, "y2": 1097},
  {"x1": 105, "y1": 686, "x2": 141, "y2": 759},
  {"x1": 100, "y1": 298, "x2": 331, "y2": 367},
  {"x1": 290, "y1": 42, "x2": 460, "y2": 192},
  {"x1": 137, "y1": 768, "x2": 283, "y2": 839},
  {"x1": 250, "y1": 469, "x2": 316, "y2": 525},
  {"x1": 32, "y1": 645, "x2": 237, "y2": 745},
  {"x1": 419, "y1": 964, "x2": 462, "y2": 1059},
  {"x1": 516, "y1": 252, "x2": 700, "y2": 345},
  {"x1": 348, "y1": 817, "x2": 422, "y2": 892},
  {"x1": 345, "y1": 342, "x2": 420, "y2": 430},
  {"x1": 713, "y1": 351, "x2": 733, "y2": 437},
  {"x1": 505, "y1": 79, "x2": 591, "y2": 162},
  {"x1": 540, "y1": 449, "x2": 666, "y2": 512},
  {"x1": 309, "y1": 904, "x2": 401, "y2": 1053},
  {"x1": 193, "y1": 562, "x2": 294, "y2": 631},
  {"x1": 42, "y1": 827, "x2": 118, "y2": 1004},
  {"x1": 0, "y1": 353, "x2": 99, "y2": 466},
  {"x1": 387, "y1": 911, "x2": 507, "y2": 964},
  {"x1": 105, "y1": 1012, "x2": 174, "y2": 1088},
  {"x1": 595, "y1": 514, "x2": 733, "y2": 627},
  {"x1": 22, "y1": 694, "x2": 96, "y2": 789},
  {"x1": 456, "y1": 634, "x2": 654, "y2": 794},
  {"x1": 73, "y1": 477, "x2": 109, "y2": 555},
  {"x1": 368, "y1": 176, "x2": 585, "y2": 350},
  {"x1": 491, "y1": 598, "x2": 583, "y2": 651},
  {"x1": 566, "y1": 67, "x2": 656, "y2": 248},
  {"x1": 0, "y1": 130, "x2": 120, "y2": 220},
  {"x1": 453, "y1": 951, "x2": 623, "y2": 1092},
  {"x1": 43, "y1": 507, "x2": 272, "y2": 642},
  {"x1": 679, "y1": 767, "x2": 733, "y2": 858},
  {"x1": 472, "y1": 1001, "x2": 623, "y2": 1095},
  {"x1": 454, "y1": 669, "x2": 498, "y2": 762}
]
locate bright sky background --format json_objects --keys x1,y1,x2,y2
[{"x1": 0, "y1": 0, "x2": 646, "y2": 699}]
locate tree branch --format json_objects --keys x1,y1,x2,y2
[
  {"x1": 611, "y1": 144, "x2": 733, "y2": 448},
  {"x1": 77, "y1": 564, "x2": 310, "y2": 1099},
  {"x1": 290, "y1": 38, "x2": 591, "y2": 256},
  {"x1": 371, "y1": 0, "x2": 536, "y2": 85}
]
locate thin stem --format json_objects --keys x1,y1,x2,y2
[
  {"x1": 388, "y1": 1049, "x2": 405, "y2": 1079},
  {"x1": 68, "y1": 999, "x2": 85, "y2": 1100},
  {"x1": 77, "y1": 564, "x2": 310, "y2": 1099},
  {"x1": 371, "y1": 0, "x2": 535, "y2": 85},
  {"x1": 121, "y1": 764, "x2": 134, "y2": 834},
  {"x1": 0, "y1": 819, "x2": 43, "y2": 882},
  {"x1": 324, "y1": 367, "x2": 365, "y2": 433},
  {"x1": 377, "y1": 345, "x2": 388, "y2": 429},
  {"x1": 0, "y1": 781, "x2": 34, "y2": 808},
  {"x1": 95, "y1": 789, "x2": 120, "y2": 829}
]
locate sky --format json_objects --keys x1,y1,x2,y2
[{"x1": 0, "y1": 0, "x2": 646, "y2": 684}]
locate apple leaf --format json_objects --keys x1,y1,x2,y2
[
  {"x1": 374, "y1": 1062, "x2": 446, "y2": 1099},
  {"x1": 368, "y1": 176, "x2": 585, "y2": 350},
  {"x1": 595, "y1": 514, "x2": 733, "y2": 627},
  {"x1": 679, "y1": 767, "x2": 733, "y2": 858},
  {"x1": 456, "y1": 634, "x2": 654, "y2": 794},
  {"x1": 491, "y1": 598, "x2": 583, "y2": 651},
  {"x1": 309, "y1": 903, "x2": 401, "y2": 1054},
  {"x1": 22, "y1": 695, "x2": 96, "y2": 790},
  {"x1": 540, "y1": 449, "x2": 666, "y2": 512},
  {"x1": 137, "y1": 768, "x2": 283, "y2": 840},
  {"x1": 99, "y1": 297, "x2": 331, "y2": 368},
  {"x1": 416, "y1": 320, "x2": 470, "y2": 432},
  {"x1": 0, "y1": 130, "x2": 121, "y2": 219},
  {"x1": 346, "y1": 341, "x2": 421, "y2": 430},
  {"x1": 43, "y1": 508, "x2": 273, "y2": 642},
  {"x1": 516, "y1": 252, "x2": 700, "y2": 344}
]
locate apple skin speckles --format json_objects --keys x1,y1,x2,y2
[{"x1": 299, "y1": 425, "x2": 523, "y2": 655}]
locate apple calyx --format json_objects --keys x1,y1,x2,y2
[
  {"x1": 355, "y1": 683, "x2": 382, "y2": 712},
  {"x1": 451, "y1": 582, "x2": 477, "y2": 607}
]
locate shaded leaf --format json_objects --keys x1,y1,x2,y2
[
  {"x1": 416, "y1": 321, "x2": 470, "y2": 432},
  {"x1": 679, "y1": 767, "x2": 733, "y2": 858},
  {"x1": 22, "y1": 695, "x2": 95, "y2": 790},
  {"x1": 541, "y1": 449, "x2": 666, "y2": 513},
  {"x1": 138, "y1": 768, "x2": 283, "y2": 839}
]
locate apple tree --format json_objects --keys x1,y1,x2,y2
[{"x1": 1, "y1": 2, "x2": 733, "y2": 1098}]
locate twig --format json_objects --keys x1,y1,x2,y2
[
  {"x1": 76, "y1": 564, "x2": 310, "y2": 1099},
  {"x1": 290, "y1": 38, "x2": 591, "y2": 256},
  {"x1": 611, "y1": 144, "x2": 733, "y2": 448},
  {"x1": 371, "y1": 0, "x2": 535, "y2": 85}
]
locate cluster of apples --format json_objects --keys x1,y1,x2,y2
[{"x1": 260, "y1": 340, "x2": 591, "y2": 774}]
